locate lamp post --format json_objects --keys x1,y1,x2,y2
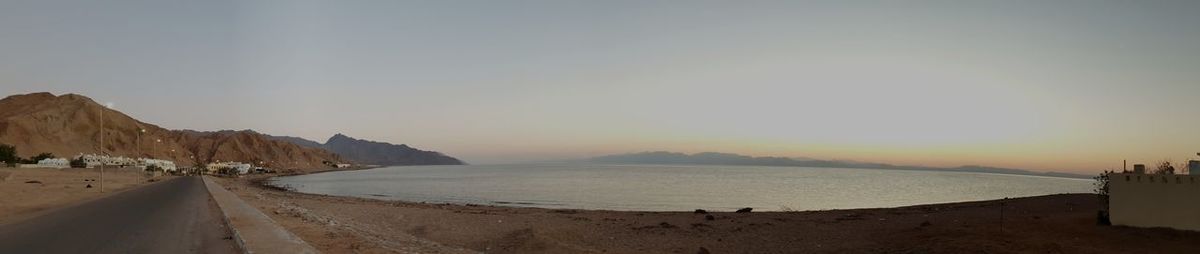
[
  {"x1": 99, "y1": 104, "x2": 103, "y2": 193},
  {"x1": 137, "y1": 128, "x2": 145, "y2": 158},
  {"x1": 190, "y1": 155, "x2": 196, "y2": 175},
  {"x1": 168, "y1": 149, "x2": 175, "y2": 175}
]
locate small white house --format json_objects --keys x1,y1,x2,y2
[
  {"x1": 1109, "y1": 173, "x2": 1200, "y2": 231},
  {"x1": 35, "y1": 158, "x2": 69, "y2": 168},
  {"x1": 139, "y1": 158, "x2": 176, "y2": 172},
  {"x1": 1189, "y1": 160, "x2": 1199, "y2": 175},
  {"x1": 206, "y1": 162, "x2": 252, "y2": 175},
  {"x1": 74, "y1": 154, "x2": 137, "y2": 168},
  {"x1": 234, "y1": 163, "x2": 250, "y2": 174}
]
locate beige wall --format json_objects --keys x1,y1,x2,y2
[{"x1": 1109, "y1": 173, "x2": 1200, "y2": 231}]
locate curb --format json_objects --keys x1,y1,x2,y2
[{"x1": 202, "y1": 176, "x2": 319, "y2": 254}]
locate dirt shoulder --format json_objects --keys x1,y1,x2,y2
[
  {"x1": 214, "y1": 175, "x2": 1200, "y2": 254},
  {"x1": 0, "y1": 167, "x2": 170, "y2": 225}
]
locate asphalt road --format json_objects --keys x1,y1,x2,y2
[{"x1": 0, "y1": 176, "x2": 239, "y2": 253}]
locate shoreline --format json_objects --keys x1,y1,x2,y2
[
  {"x1": 260, "y1": 165, "x2": 1092, "y2": 213},
  {"x1": 214, "y1": 174, "x2": 1199, "y2": 253},
  {"x1": 255, "y1": 174, "x2": 1088, "y2": 213},
  {"x1": 293, "y1": 163, "x2": 1096, "y2": 181}
]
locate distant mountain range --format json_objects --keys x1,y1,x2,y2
[
  {"x1": 592, "y1": 151, "x2": 1092, "y2": 179},
  {"x1": 268, "y1": 134, "x2": 464, "y2": 166},
  {"x1": 0, "y1": 92, "x2": 343, "y2": 172},
  {"x1": 0, "y1": 92, "x2": 463, "y2": 171}
]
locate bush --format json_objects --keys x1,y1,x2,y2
[
  {"x1": 1094, "y1": 171, "x2": 1112, "y2": 225},
  {"x1": 1153, "y1": 160, "x2": 1176, "y2": 175},
  {"x1": 70, "y1": 158, "x2": 87, "y2": 168},
  {"x1": 0, "y1": 144, "x2": 17, "y2": 164},
  {"x1": 26, "y1": 152, "x2": 55, "y2": 164},
  {"x1": 145, "y1": 164, "x2": 163, "y2": 172},
  {"x1": 33, "y1": 152, "x2": 54, "y2": 161}
]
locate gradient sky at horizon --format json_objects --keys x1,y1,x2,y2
[{"x1": 2, "y1": 0, "x2": 1199, "y2": 173}]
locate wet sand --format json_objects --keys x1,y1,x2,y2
[{"x1": 215, "y1": 175, "x2": 1200, "y2": 253}]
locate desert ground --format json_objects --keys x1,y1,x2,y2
[
  {"x1": 0, "y1": 167, "x2": 166, "y2": 225},
  {"x1": 215, "y1": 175, "x2": 1200, "y2": 254}
]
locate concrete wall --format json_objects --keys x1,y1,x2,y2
[{"x1": 1109, "y1": 173, "x2": 1200, "y2": 231}]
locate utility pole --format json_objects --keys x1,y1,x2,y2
[
  {"x1": 137, "y1": 128, "x2": 144, "y2": 158},
  {"x1": 99, "y1": 104, "x2": 105, "y2": 193}
]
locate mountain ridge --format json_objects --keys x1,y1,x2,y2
[
  {"x1": 267, "y1": 133, "x2": 464, "y2": 166},
  {"x1": 0, "y1": 92, "x2": 344, "y2": 172},
  {"x1": 592, "y1": 151, "x2": 1092, "y2": 179}
]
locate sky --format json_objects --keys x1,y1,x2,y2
[{"x1": 1, "y1": 0, "x2": 1199, "y2": 173}]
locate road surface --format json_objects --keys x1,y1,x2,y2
[{"x1": 0, "y1": 176, "x2": 239, "y2": 253}]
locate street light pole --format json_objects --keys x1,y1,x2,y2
[
  {"x1": 137, "y1": 128, "x2": 145, "y2": 158},
  {"x1": 99, "y1": 104, "x2": 104, "y2": 193},
  {"x1": 190, "y1": 155, "x2": 196, "y2": 175}
]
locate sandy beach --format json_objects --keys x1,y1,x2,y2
[
  {"x1": 0, "y1": 167, "x2": 168, "y2": 225},
  {"x1": 214, "y1": 175, "x2": 1200, "y2": 254}
]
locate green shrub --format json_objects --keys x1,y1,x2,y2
[
  {"x1": 0, "y1": 144, "x2": 17, "y2": 164},
  {"x1": 70, "y1": 158, "x2": 87, "y2": 168}
]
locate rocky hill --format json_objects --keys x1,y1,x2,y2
[
  {"x1": 268, "y1": 134, "x2": 464, "y2": 166},
  {"x1": 0, "y1": 92, "x2": 343, "y2": 172},
  {"x1": 266, "y1": 135, "x2": 325, "y2": 149}
]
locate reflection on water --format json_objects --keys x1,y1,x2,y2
[{"x1": 270, "y1": 163, "x2": 1093, "y2": 212}]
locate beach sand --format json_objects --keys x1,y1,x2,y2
[
  {"x1": 0, "y1": 167, "x2": 168, "y2": 225},
  {"x1": 215, "y1": 175, "x2": 1200, "y2": 254}
]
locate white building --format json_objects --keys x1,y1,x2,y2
[
  {"x1": 36, "y1": 158, "x2": 69, "y2": 168},
  {"x1": 1189, "y1": 160, "x2": 1199, "y2": 175},
  {"x1": 139, "y1": 158, "x2": 177, "y2": 172},
  {"x1": 206, "y1": 162, "x2": 253, "y2": 175},
  {"x1": 73, "y1": 154, "x2": 176, "y2": 172},
  {"x1": 74, "y1": 154, "x2": 138, "y2": 167},
  {"x1": 1108, "y1": 173, "x2": 1200, "y2": 231}
]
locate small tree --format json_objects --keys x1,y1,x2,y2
[
  {"x1": 1152, "y1": 160, "x2": 1175, "y2": 175},
  {"x1": 70, "y1": 158, "x2": 88, "y2": 168},
  {"x1": 1094, "y1": 170, "x2": 1112, "y2": 225},
  {"x1": 30, "y1": 153, "x2": 55, "y2": 163},
  {"x1": 0, "y1": 144, "x2": 17, "y2": 165}
]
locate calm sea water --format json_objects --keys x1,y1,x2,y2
[{"x1": 269, "y1": 163, "x2": 1094, "y2": 212}]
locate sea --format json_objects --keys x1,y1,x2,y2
[{"x1": 268, "y1": 163, "x2": 1095, "y2": 212}]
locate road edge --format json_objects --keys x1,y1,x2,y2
[{"x1": 202, "y1": 176, "x2": 319, "y2": 254}]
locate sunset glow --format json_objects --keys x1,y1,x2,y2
[{"x1": 3, "y1": 1, "x2": 1199, "y2": 173}]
